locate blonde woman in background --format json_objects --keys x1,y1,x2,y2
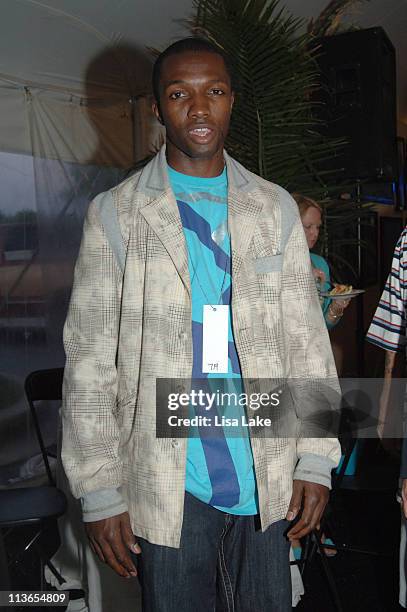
[{"x1": 292, "y1": 193, "x2": 350, "y2": 328}]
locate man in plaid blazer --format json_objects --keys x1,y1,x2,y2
[{"x1": 62, "y1": 37, "x2": 340, "y2": 611}]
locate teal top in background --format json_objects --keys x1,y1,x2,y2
[{"x1": 310, "y1": 252, "x2": 336, "y2": 329}]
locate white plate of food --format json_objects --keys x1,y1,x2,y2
[{"x1": 320, "y1": 284, "x2": 365, "y2": 299}]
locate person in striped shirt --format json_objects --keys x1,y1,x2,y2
[
  {"x1": 367, "y1": 227, "x2": 407, "y2": 353},
  {"x1": 367, "y1": 227, "x2": 407, "y2": 607},
  {"x1": 366, "y1": 226, "x2": 407, "y2": 437}
]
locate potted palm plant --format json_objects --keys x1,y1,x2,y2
[{"x1": 186, "y1": 0, "x2": 374, "y2": 283}]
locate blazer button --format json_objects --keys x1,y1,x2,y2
[{"x1": 171, "y1": 439, "x2": 180, "y2": 448}]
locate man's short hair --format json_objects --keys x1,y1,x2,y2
[{"x1": 152, "y1": 37, "x2": 234, "y2": 104}]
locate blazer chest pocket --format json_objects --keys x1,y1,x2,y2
[
  {"x1": 253, "y1": 254, "x2": 283, "y2": 274},
  {"x1": 253, "y1": 255, "x2": 282, "y2": 307}
]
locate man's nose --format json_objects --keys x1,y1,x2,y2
[{"x1": 188, "y1": 94, "x2": 209, "y2": 118}]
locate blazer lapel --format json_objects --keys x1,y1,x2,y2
[
  {"x1": 225, "y1": 153, "x2": 264, "y2": 279},
  {"x1": 138, "y1": 147, "x2": 191, "y2": 296},
  {"x1": 228, "y1": 189, "x2": 264, "y2": 279},
  {"x1": 140, "y1": 189, "x2": 191, "y2": 296}
]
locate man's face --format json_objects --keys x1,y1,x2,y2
[{"x1": 153, "y1": 51, "x2": 234, "y2": 170}]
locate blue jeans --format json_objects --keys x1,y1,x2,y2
[{"x1": 133, "y1": 492, "x2": 291, "y2": 611}]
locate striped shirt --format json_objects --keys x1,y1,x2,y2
[{"x1": 366, "y1": 227, "x2": 407, "y2": 352}]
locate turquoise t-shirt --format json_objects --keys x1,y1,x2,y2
[
  {"x1": 310, "y1": 252, "x2": 334, "y2": 328},
  {"x1": 168, "y1": 165, "x2": 258, "y2": 515}
]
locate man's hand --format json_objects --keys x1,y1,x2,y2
[
  {"x1": 402, "y1": 479, "x2": 407, "y2": 519},
  {"x1": 335, "y1": 297, "x2": 351, "y2": 310},
  {"x1": 312, "y1": 268, "x2": 326, "y2": 284},
  {"x1": 85, "y1": 511, "x2": 141, "y2": 578},
  {"x1": 285, "y1": 480, "x2": 329, "y2": 541}
]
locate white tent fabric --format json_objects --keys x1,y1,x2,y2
[
  {"x1": 0, "y1": 71, "x2": 159, "y2": 166},
  {"x1": 28, "y1": 89, "x2": 133, "y2": 166},
  {"x1": 0, "y1": 0, "x2": 190, "y2": 96},
  {"x1": 0, "y1": 0, "x2": 184, "y2": 161}
]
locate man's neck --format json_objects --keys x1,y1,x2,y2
[{"x1": 166, "y1": 147, "x2": 224, "y2": 178}]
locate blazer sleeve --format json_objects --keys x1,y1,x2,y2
[
  {"x1": 61, "y1": 196, "x2": 125, "y2": 499},
  {"x1": 281, "y1": 207, "x2": 341, "y2": 485}
]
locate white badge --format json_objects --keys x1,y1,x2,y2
[{"x1": 202, "y1": 305, "x2": 229, "y2": 374}]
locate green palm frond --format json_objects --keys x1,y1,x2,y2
[
  {"x1": 186, "y1": 0, "x2": 376, "y2": 283},
  {"x1": 308, "y1": 0, "x2": 370, "y2": 37}
]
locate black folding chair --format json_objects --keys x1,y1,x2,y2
[
  {"x1": 0, "y1": 368, "x2": 67, "y2": 589},
  {"x1": 25, "y1": 368, "x2": 64, "y2": 486}
]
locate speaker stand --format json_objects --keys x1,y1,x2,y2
[{"x1": 355, "y1": 180, "x2": 365, "y2": 377}]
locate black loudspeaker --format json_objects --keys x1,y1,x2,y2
[{"x1": 315, "y1": 27, "x2": 397, "y2": 181}]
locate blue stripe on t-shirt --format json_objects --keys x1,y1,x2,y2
[{"x1": 177, "y1": 200, "x2": 230, "y2": 273}]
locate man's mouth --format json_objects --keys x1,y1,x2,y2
[{"x1": 188, "y1": 126, "x2": 215, "y2": 142}]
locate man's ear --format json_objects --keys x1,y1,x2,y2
[
  {"x1": 230, "y1": 91, "x2": 235, "y2": 112},
  {"x1": 152, "y1": 100, "x2": 163, "y2": 125}
]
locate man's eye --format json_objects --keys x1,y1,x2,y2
[
  {"x1": 210, "y1": 88, "x2": 225, "y2": 95},
  {"x1": 169, "y1": 91, "x2": 185, "y2": 99}
]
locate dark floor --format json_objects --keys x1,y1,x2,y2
[
  {"x1": 298, "y1": 489, "x2": 401, "y2": 612},
  {"x1": 2, "y1": 440, "x2": 405, "y2": 612},
  {"x1": 298, "y1": 439, "x2": 403, "y2": 612}
]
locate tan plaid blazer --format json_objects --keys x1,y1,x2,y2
[{"x1": 62, "y1": 146, "x2": 341, "y2": 547}]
